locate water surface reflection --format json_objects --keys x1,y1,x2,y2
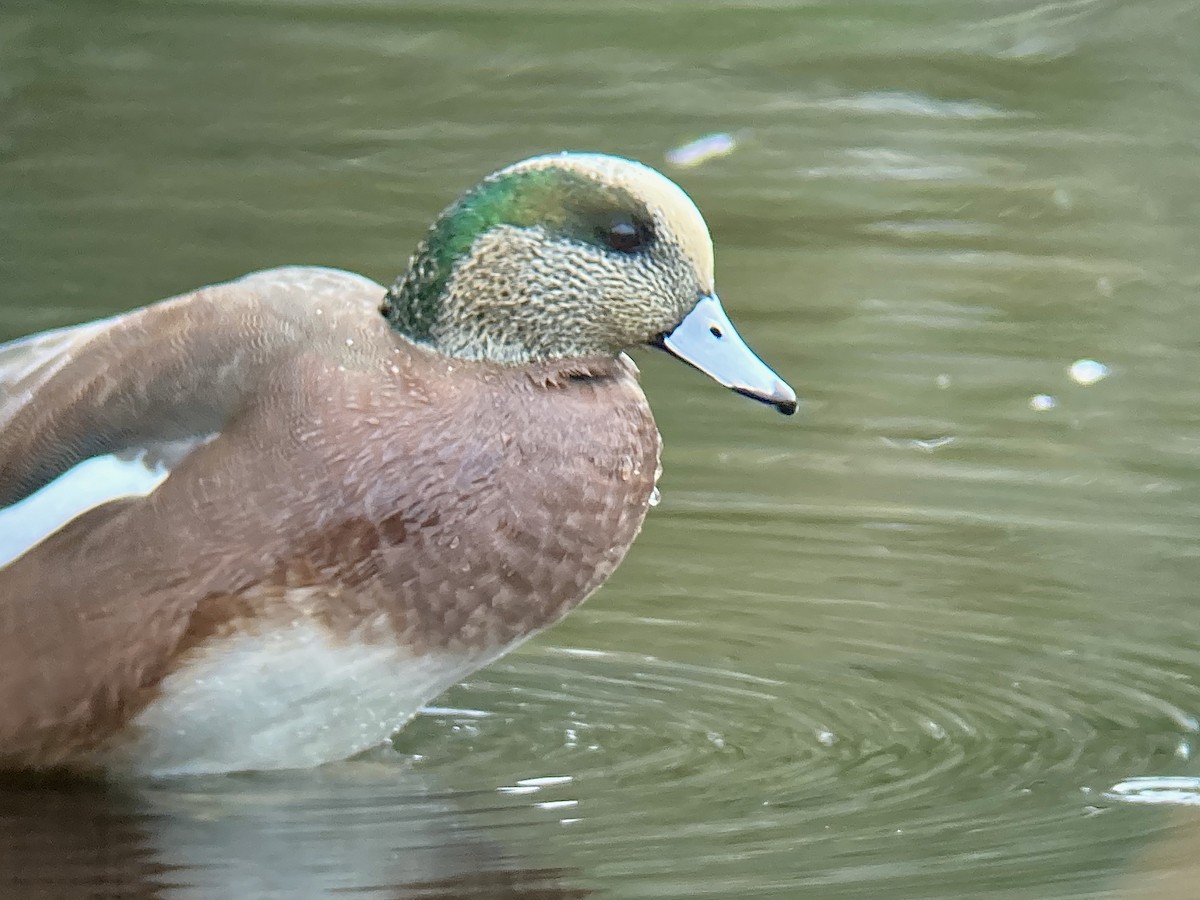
[{"x1": 0, "y1": 760, "x2": 590, "y2": 898}]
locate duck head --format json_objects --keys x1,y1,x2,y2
[{"x1": 381, "y1": 152, "x2": 796, "y2": 415}]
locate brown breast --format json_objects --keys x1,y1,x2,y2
[{"x1": 0, "y1": 339, "x2": 660, "y2": 768}]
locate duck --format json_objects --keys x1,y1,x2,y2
[{"x1": 0, "y1": 152, "x2": 795, "y2": 777}]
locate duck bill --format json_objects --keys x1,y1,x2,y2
[{"x1": 657, "y1": 294, "x2": 797, "y2": 415}]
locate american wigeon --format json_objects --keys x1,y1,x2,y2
[{"x1": 0, "y1": 153, "x2": 795, "y2": 776}]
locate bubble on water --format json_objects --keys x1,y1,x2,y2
[
  {"x1": 536, "y1": 800, "x2": 578, "y2": 811},
  {"x1": 1030, "y1": 394, "x2": 1057, "y2": 411},
  {"x1": 665, "y1": 132, "x2": 739, "y2": 168},
  {"x1": 648, "y1": 487, "x2": 661, "y2": 507},
  {"x1": 921, "y1": 719, "x2": 947, "y2": 740},
  {"x1": 935, "y1": 374, "x2": 951, "y2": 389},
  {"x1": 880, "y1": 436, "x2": 956, "y2": 453},
  {"x1": 816, "y1": 729, "x2": 837, "y2": 747},
  {"x1": 1069, "y1": 359, "x2": 1109, "y2": 386},
  {"x1": 498, "y1": 785, "x2": 540, "y2": 796},
  {"x1": 913, "y1": 436, "x2": 955, "y2": 452},
  {"x1": 1105, "y1": 777, "x2": 1200, "y2": 807}
]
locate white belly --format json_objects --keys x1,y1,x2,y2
[{"x1": 99, "y1": 619, "x2": 490, "y2": 777}]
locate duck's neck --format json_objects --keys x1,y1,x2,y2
[
  {"x1": 381, "y1": 251, "x2": 617, "y2": 367},
  {"x1": 381, "y1": 168, "x2": 570, "y2": 361},
  {"x1": 381, "y1": 275, "x2": 534, "y2": 366},
  {"x1": 381, "y1": 241, "x2": 444, "y2": 348}
]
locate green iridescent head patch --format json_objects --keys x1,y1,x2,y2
[{"x1": 383, "y1": 165, "x2": 653, "y2": 342}]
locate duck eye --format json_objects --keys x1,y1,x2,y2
[{"x1": 601, "y1": 216, "x2": 654, "y2": 254}]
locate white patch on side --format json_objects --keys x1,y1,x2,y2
[
  {"x1": 100, "y1": 618, "x2": 487, "y2": 777},
  {"x1": 0, "y1": 436, "x2": 213, "y2": 567},
  {"x1": 0, "y1": 454, "x2": 167, "y2": 567}
]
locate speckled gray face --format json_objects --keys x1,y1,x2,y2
[{"x1": 382, "y1": 152, "x2": 795, "y2": 412}]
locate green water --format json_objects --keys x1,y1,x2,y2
[{"x1": 4, "y1": 1, "x2": 1200, "y2": 897}]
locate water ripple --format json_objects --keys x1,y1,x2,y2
[{"x1": 395, "y1": 607, "x2": 1200, "y2": 896}]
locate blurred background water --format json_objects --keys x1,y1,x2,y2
[{"x1": 3, "y1": 0, "x2": 1200, "y2": 897}]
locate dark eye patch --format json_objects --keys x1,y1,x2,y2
[{"x1": 598, "y1": 215, "x2": 655, "y2": 254}]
